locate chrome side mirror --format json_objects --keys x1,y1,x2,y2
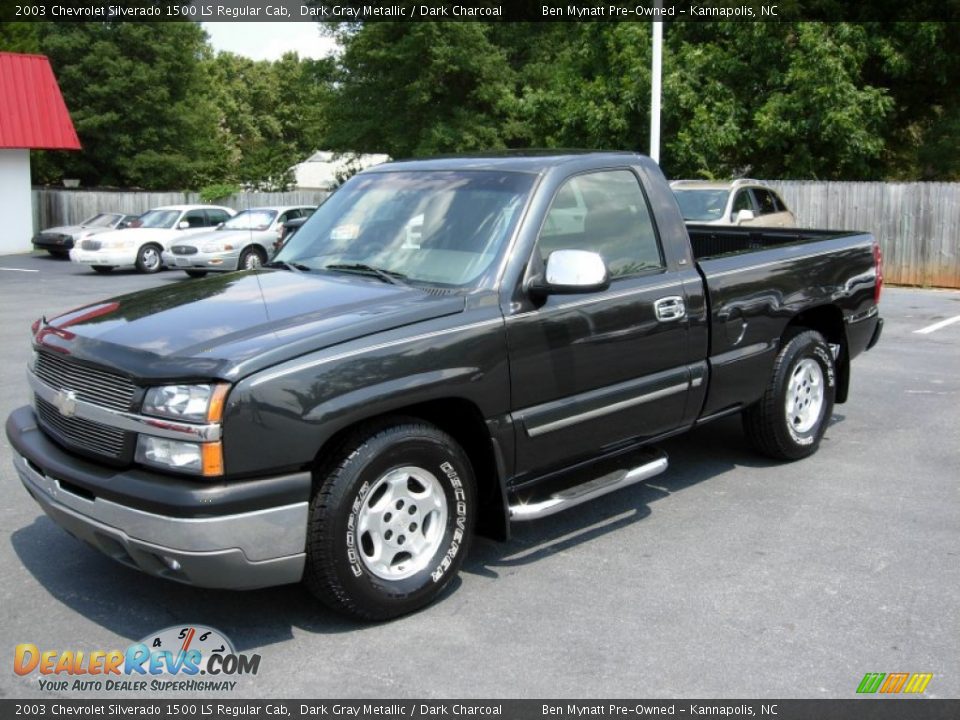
[{"x1": 529, "y1": 249, "x2": 610, "y2": 296}]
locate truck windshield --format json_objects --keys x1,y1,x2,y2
[
  {"x1": 275, "y1": 170, "x2": 534, "y2": 287},
  {"x1": 673, "y1": 189, "x2": 730, "y2": 222}
]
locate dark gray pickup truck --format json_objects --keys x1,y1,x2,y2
[{"x1": 7, "y1": 153, "x2": 883, "y2": 619}]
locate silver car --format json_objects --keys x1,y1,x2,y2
[
  {"x1": 671, "y1": 179, "x2": 796, "y2": 227},
  {"x1": 163, "y1": 206, "x2": 315, "y2": 277},
  {"x1": 32, "y1": 213, "x2": 137, "y2": 258}
]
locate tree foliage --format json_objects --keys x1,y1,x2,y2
[{"x1": 323, "y1": 20, "x2": 960, "y2": 180}]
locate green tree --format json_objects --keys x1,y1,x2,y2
[
  {"x1": 34, "y1": 22, "x2": 230, "y2": 189},
  {"x1": 324, "y1": 22, "x2": 518, "y2": 157}
]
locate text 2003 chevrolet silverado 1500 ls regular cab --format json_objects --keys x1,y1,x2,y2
[{"x1": 7, "y1": 153, "x2": 883, "y2": 619}]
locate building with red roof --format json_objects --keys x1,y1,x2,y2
[{"x1": 0, "y1": 52, "x2": 81, "y2": 254}]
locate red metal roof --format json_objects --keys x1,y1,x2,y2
[{"x1": 0, "y1": 52, "x2": 81, "y2": 150}]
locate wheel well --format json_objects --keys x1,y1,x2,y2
[
  {"x1": 785, "y1": 304, "x2": 850, "y2": 403},
  {"x1": 311, "y1": 399, "x2": 508, "y2": 541},
  {"x1": 243, "y1": 244, "x2": 267, "y2": 258}
]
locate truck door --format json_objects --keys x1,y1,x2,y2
[{"x1": 506, "y1": 169, "x2": 700, "y2": 477}]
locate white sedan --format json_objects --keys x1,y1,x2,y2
[{"x1": 70, "y1": 205, "x2": 235, "y2": 274}]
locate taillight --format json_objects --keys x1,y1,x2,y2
[
  {"x1": 873, "y1": 242, "x2": 884, "y2": 303},
  {"x1": 30, "y1": 318, "x2": 41, "y2": 336}
]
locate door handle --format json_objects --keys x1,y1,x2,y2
[{"x1": 654, "y1": 296, "x2": 686, "y2": 322}]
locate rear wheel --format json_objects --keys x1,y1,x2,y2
[
  {"x1": 304, "y1": 420, "x2": 475, "y2": 620},
  {"x1": 185, "y1": 270, "x2": 208, "y2": 278},
  {"x1": 48, "y1": 249, "x2": 69, "y2": 259},
  {"x1": 91, "y1": 266, "x2": 114, "y2": 274},
  {"x1": 238, "y1": 246, "x2": 266, "y2": 270},
  {"x1": 135, "y1": 244, "x2": 163, "y2": 273},
  {"x1": 743, "y1": 329, "x2": 836, "y2": 460}
]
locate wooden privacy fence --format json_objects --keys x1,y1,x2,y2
[
  {"x1": 32, "y1": 182, "x2": 960, "y2": 288},
  {"x1": 766, "y1": 181, "x2": 960, "y2": 288},
  {"x1": 31, "y1": 188, "x2": 330, "y2": 234}
]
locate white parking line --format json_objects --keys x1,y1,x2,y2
[
  {"x1": 0, "y1": 267, "x2": 39, "y2": 273},
  {"x1": 914, "y1": 314, "x2": 960, "y2": 335}
]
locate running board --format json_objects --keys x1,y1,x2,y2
[{"x1": 508, "y1": 450, "x2": 668, "y2": 521}]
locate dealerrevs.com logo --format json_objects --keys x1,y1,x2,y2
[
  {"x1": 856, "y1": 672, "x2": 933, "y2": 694},
  {"x1": 14, "y1": 625, "x2": 260, "y2": 693}
]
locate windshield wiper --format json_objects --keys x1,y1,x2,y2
[
  {"x1": 265, "y1": 260, "x2": 310, "y2": 273},
  {"x1": 324, "y1": 263, "x2": 408, "y2": 286}
]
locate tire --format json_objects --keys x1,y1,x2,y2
[
  {"x1": 48, "y1": 249, "x2": 69, "y2": 259},
  {"x1": 91, "y1": 266, "x2": 114, "y2": 274},
  {"x1": 304, "y1": 420, "x2": 476, "y2": 620},
  {"x1": 185, "y1": 270, "x2": 208, "y2": 279},
  {"x1": 135, "y1": 244, "x2": 163, "y2": 274},
  {"x1": 238, "y1": 246, "x2": 266, "y2": 270},
  {"x1": 743, "y1": 329, "x2": 837, "y2": 461}
]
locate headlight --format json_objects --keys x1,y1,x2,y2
[
  {"x1": 136, "y1": 437, "x2": 223, "y2": 476},
  {"x1": 142, "y1": 384, "x2": 228, "y2": 423}
]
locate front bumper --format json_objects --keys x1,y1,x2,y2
[
  {"x1": 7, "y1": 406, "x2": 309, "y2": 590},
  {"x1": 70, "y1": 248, "x2": 136, "y2": 267},
  {"x1": 163, "y1": 249, "x2": 240, "y2": 272}
]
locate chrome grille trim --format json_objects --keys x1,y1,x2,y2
[
  {"x1": 28, "y1": 370, "x2": 222, "y2": 443},
  {"x1": 34, "y1": 352, "x2": 136, "y2": 411},
  {"x1": 35, "y1": 397, "x2": 127, "y2": 458},
  {"x1": 80, "y1": 239, "x2": 102, "y2": 250}
]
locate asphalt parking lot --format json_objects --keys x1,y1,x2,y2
[{"x1": 1, "y1": 252, "x2": 957, "y2": 700}]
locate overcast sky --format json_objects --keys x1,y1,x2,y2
[{"x1": 203, "y1": 23, "x2": 339, "y2": 61}]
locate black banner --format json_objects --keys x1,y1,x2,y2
[
  {"x1": 1, "y1": 700, "x2": 959, "y2": 720},
  {"x1": 3, "y1": 0, "x2": 960, "y2": 23}
]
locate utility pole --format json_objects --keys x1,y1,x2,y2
[{"x1": 650, "y1": 14, "x2": 663, "y2": 164}]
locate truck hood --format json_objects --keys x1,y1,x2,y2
[{"x1": 34, "y1": 269, "x2": 465, "y2": 382}]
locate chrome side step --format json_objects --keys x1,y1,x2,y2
[{"x1": 508, "y1": 450, "x2": 668, "y2": 521}]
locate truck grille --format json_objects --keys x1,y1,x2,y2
[
  {"x1": 81, "y1": 239, "x2": 102, "y2": 250},
  {"x1": 35, "y1": 351, "x2": 136, "y2": 412},
  {"x1": 35, "y1": 397, "x2": 128, "y2": 459}
]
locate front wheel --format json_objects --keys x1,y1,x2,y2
[
  {"x1": 135, "y1": 244, "x2": 163, "y2": 273},
  {"x1": 91, "y1": 266, "x2": 114, "y2": 274},
  {"x1": 238, "y1": 246, "x2": 266, "y2": 270},
  {"x1": 185, "y1": 270, "x2": 208, "y2": 279},
  {"x1": 304, "y1": 421, "x2": 475, "y2": 620},
  {"x1": 743, "y1": 329, "x2": 836, "y2": 460}
]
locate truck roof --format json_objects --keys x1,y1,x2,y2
[{"x1": 364, "y1": 151, "x2": 644, "y2": 175}]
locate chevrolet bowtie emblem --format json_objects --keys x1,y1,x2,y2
[{"x1": 53, "y1": 389, "x2": 78, "y2": 418}]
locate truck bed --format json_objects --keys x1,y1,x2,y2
[
  {"x1": 688, "y1": 225, "x2": 879, "y2": 419},
  {"x1": 687, "y1": 224, "x2": 866, "y2": 261}
]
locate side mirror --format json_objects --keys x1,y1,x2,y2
[
  {"x1": 734, "y1": 209, "x2": 755, "y2": 225},
  {"x1": 528, "y1": 249, "x2": 610, "y2": 296},
  {"x1": 178, "y1": 221, "x2": 191, "y2": 230}
]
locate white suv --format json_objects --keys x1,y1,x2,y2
[{"x1": 671, "y1": 179, "x2": 795, "y2": 227}]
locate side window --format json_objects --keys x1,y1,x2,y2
[
  {"x1": 538, "y1": 170, "x2": 663, "y2": 278},
  {"x1": 731, "y1": 190, "x2": 753, "y2": 218},
  {"x1": 753, "y1": 189, "x2": 777, "y2": 215},
  {"x1": 182, "y1": 210, "x2": 207, "y2": 228},
  {"x1": 771, "y1": 192, "x2": 789, "y2": 213},
  {"x1": 204, "y1": 209, "x2": 230, "y2": 226}
]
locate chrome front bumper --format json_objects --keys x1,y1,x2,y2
[{"x1": 15, "y1": 451, "x2": 307, "y2": 589}]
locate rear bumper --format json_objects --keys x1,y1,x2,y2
[
  {"x1": 7, "y1": 406, "x2": 309, "y2": 590},
  {"x1": 867, "y1": 317, "x2": 884, "y2": 350}
]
